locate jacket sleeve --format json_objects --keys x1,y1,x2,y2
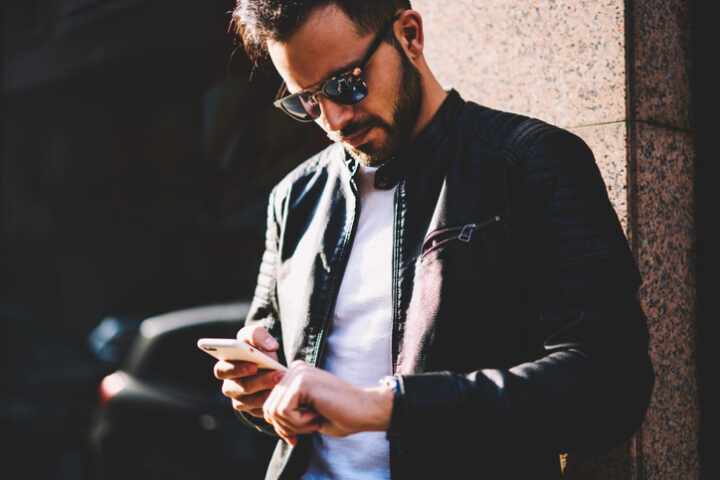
[
  {"x1": 234, "y1": 187, "x2": 284, "y2": 437},
  {"x1": 395, "y1": 128, "x2": 654, "y2": 454}
]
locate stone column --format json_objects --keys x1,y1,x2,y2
[
  {"x1": 627, "y1": 1, "x2": 698, "y2": 478},
  {"x1": 413, "y1": 0, "x2": 699, "y2": 478}
]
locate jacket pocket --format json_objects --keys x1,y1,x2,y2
[
  {"x1": 402, "y1": 213, "x2": 509, "y2": 373},
  {"x1": 421, "y1": 215, "x2": 502, "y2": 258}
]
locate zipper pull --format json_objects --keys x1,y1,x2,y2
[{"x1": 458, "y1": 223, "x2": 477, "y2": 242}]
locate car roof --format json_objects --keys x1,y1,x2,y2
[
  {"x1": 123, "y1": 301, "x2": 252, "y2": 375},
  {"x1": 139, "y1": 301, "x2": 251, "y2": 339}
]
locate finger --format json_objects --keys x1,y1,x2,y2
[
  {"x1": 292, "y1": 413, "x2": 324, "y2": 435},
  {"x1": 248, "y1": 407, "x2": 264, "y2": 417},
  {"x1": 265, "y1": 408, "x2": 297, "y2": 436},
  {"x1": 232, "y1": 401, "x2": 274, "y2": 420},
  {"x1": 237, "y1": 325, "x2": 279, "y2": 352},
  {"x1": 232, "y1": 399, "x2": 262, "y2": 416},
  {"x1": 222, "y1": 370, "x2": 283, "y2": 397},
  {"x1": 241, "y1": 370, "x2": 285, "y2": 395},
  {"x1": 262, "y1": 403, "x2": 301, "y2": 446},
  {"x1": 274, "y1": 389, "x2": 322, "y2": 432},
  {"x1": 272, "y1": 423, "x2": 298, "y2": 447},
  {"x1": 263, "y1": 376, "x2": 288, "y2": 426},
  {"x1": 263, "y1": 387, "x2": 279, "y2": 426},
  {"x1": 214, "y1": 360, "x2": 258, "y2": 380},
  {"x1": 289, "y1": 359, "x2": 308, "y2": 369},
  {"x1": 271, "y1": 410, "x2": 320, "y2": 443},
  {"x1": 276, "y1": 407, "x2": 323, "y2": 433},
  {"x1": 282, "y1": 434, "x2": 299, "y2": 447},
  {"x1": 229, "y1": 390, "x2": 272, "y2": 411},
  {"x1": 264, "y1": 373, "x2": 318, "y2": 434}
]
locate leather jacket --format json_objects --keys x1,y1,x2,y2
[{"x1": 239, "y1": 90, "x2": 654, "y2": 479}]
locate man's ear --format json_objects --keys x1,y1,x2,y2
[{"x1": 395, "y1": 10, "x2": 424, "y2": 59}]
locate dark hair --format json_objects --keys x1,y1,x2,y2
[{"x1": 230, "y1": 0, "x2": 411, "y2": 62}]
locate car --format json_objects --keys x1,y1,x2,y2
[{"x1": 87, "y1": 301, "x2": 276, "y2": 480}]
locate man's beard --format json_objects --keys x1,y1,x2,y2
[{"x1": 326, "y1": 44, "x2": 423, "y2": 167}]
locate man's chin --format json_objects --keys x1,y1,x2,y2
[{"x1": 342, "y1": 141, "x2": 387, "y2": 167}]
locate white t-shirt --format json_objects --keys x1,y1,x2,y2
[{"x1": 302, "y1": 165, "x2": 395, "y2": 480}]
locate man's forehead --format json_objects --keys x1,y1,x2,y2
[{"x1": 267, "y1": 4, "x2": 373, "y2": 89}]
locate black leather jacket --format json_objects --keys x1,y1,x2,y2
[{"x1": 240, "y1": 90, "x2": 653, "y2": 479}]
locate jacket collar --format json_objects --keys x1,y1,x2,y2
[{"x1": 342, "y1": 89, "x2": 466, "y2": 189}]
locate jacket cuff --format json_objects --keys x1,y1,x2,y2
[{"x1": 391, "y1": 371, "x2": 459, "y2": 435}]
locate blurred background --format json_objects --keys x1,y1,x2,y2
[{"x1": 1, "y1": 1, "x2": 327, "y2": 478}]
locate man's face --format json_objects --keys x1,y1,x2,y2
[{"x1": 267, "y1": 5, "x2": 422, "y2": 166}]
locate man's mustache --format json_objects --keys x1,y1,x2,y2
[{"x1": 327, "y1": 115, "x2": 390, "y2": 142}]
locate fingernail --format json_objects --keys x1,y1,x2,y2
[
  {"x1": 273, "y1": 371, "x2": 285, "y2": 383},
  {"x1": 264, "y1": 337, "x2": 278, "y2": 349}
]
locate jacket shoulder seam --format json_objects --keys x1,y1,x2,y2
[{"x1": 454, "y1": 105, "x2": 561, "y2": 167}]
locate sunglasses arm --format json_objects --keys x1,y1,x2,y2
[
  {"x1": 355, "y1": 13, "x2": 401, "y2": 73},
  {"x1": 274, "y1": 81, "x2": 289, "y2": 102}
]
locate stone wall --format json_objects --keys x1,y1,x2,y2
[{"x1": 413, "y1": 0, "x2": 699, "y2": 478}]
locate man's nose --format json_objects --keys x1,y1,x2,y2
[{"x1": 317, "y1": 96, "x2": 354, "y2": 133}]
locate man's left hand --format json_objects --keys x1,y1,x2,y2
[{"x1": 262, "y1": 360, "x2": 394, "y2": 446}]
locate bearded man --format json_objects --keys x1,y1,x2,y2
[{"x1": 214, "y1": 1, "x2": 654, "y2": 479}]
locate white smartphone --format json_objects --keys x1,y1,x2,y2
[{"x1": 197, "y1": 338, "x2": 287, "y2": 371}]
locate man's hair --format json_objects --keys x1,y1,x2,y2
[{"x1": 230, "y1": 0, "x2": 412, "y2": 62}]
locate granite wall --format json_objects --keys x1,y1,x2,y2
[
  {"x1": 412, "y1": 0, "x2": 699, "y2": 478},
  {"x1": 628, "y1": 1, "x2": 699, "y2": 478}
]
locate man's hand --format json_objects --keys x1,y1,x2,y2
[
  {"x1": 262, "y1": 360, "x2": 394, "y2": 446},
  {"x1": 214, "y1": 325, "x2": 285, "y2": 418}
]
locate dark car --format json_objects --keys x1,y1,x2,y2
[{"x1": 88, "y1": 301, "x2": 276, "y2": 480}]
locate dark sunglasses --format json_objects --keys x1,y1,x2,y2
[{"x1": 273, "y1": 13, "x2": 401, "y2": 122}]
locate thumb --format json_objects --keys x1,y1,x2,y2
[{"x1": 238, "y1": 325, "x2": 279, "y2": 352}]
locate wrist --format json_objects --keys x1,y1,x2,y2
[{"x1": 361, "y1": 382, "x2": 395, "y2": 431}]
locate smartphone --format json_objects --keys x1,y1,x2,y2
[{"x1": 197, "y1": 338, "x2": 287, "y2": 371}]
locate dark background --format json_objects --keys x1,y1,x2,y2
[
  {"x1": 0, "y1": 1, "x2": 327, "y2": 478},
  {"x1": 692, "y1": 0, "x2": 717, "y2": 479}
]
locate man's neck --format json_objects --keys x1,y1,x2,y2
[{"x1": 411, "y1": 76, "x2": 449, "y2": 138}]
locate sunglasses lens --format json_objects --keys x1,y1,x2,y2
[
  {"x1": 324, "y1": 75, "x2": 368, "y2": 104},
  {"x1": 276, "y1": 74, "x2": 368, "y2": 121},
  {"x1": 280, "y1": 93, "x2": 319, "y2": 121}
]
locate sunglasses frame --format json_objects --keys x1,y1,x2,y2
[{"x1": 273, "y1": 13, "x2": 401, "y2": 122}]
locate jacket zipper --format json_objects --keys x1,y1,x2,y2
[
  {"x1": 311, "y1": 177, "x2": 360, "y2": 368},
  {"x1": 312, "y1": 174, "x2": 402, "y2": 477},
  {"x1": 391, "y1": 181, "x2": 404, "y2": 375},
  {"x1": 389, "y1": 180, "x2": 407, "y2": 480},
  {"x1": 421, "y1": 215, "x2": 502, "y2": 257}
]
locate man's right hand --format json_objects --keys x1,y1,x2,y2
[{"x1": 214, "y1": 325, "x2": 286, "y2": 417}]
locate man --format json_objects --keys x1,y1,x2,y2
[{"x1": 214, "y1": 1, "x2": 654, "y2": 478}]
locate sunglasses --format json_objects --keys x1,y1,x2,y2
[{"x1": 273, "y1": 14, "x2": 401, "y2": 122}]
